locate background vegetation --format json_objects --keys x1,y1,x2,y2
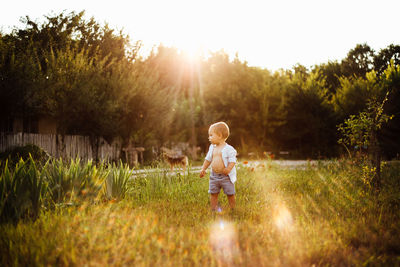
[{"x1": 1, "y1": 11, "x2": 400, "y2": 160}]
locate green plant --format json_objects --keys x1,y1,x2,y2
[
  {"x1": 0, "y1": 157, "x2": 47, "y2": 223},
  {"x1": 104, "y1": 162, "x2": 131, "y2": 200},
  {"x1": 0, "y1": 144, "x2": 50, "y2": 168},
  {"x1": 44, "y1": 158, "x2": 106, "y2": 205},
  {"x1": 338, "y1": 91, "x2": 393, "y2": 189}
]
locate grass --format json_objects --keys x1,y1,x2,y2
[{"x1": 0, "y1": 159, "x2": 400, "y2": 266}]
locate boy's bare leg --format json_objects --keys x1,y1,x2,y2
[
  {"x1": 210, "y1": 193, "x2": 219, "y2": 211},
  {"x1": 227, "y1": 195, "x2": 236, "y2": 209}
]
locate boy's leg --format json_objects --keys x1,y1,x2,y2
[
  {"x1": 210, "y1": 193, "x2": 219, "y2": 211},
  {"x1": 227, "y1": 194, "x2": 235, "y2": 209}
]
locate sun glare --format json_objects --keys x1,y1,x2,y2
[
  {"x1": 178, "y1": 43, "x2": 205, "y2": 65},
  {"x1": 145, "y1": 0, "x2": 225, "y2": 65},
  {"x1": 273, "y1": 203, "x2": 294, "y2": 233},
  {"x1": 168, "y1": 23, "x2": 208, "y2": 65},
  {"x1": 209, "y1": 219, "x2": 239, "y2": 263}
]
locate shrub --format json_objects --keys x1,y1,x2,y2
[{"x1": 0, "y1": 144, "x2": 50, "y2": 168}]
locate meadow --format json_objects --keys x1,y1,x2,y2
[{"x1": 1, "y1": 158, "x2": 400, "y2": 266}]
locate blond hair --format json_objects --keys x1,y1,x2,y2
[{"x1": 209, "y1": 122, "x2": 230, "y2": 139}]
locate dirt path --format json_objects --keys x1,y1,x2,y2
[{"x1": 130, "y1": 160, "x2": 318, "y2": 177}]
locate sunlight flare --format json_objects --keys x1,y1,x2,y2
[
  {"x1": 273, "y1": 203, "x2": 294, "y2": 232},
  {"x1": 209, "y1": 219, "x2": 239, "y2": 263}
]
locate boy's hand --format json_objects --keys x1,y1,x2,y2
[
  {"x1": 199, "y1": 169, "x2": 206, "y2": 178},
  {"x1": 222, "y1": 168, "x2": 231, "y2": 175}
]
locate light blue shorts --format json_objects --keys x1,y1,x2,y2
[{"x1": 208, "y1": 171, "x2": 235, "y2": 195}]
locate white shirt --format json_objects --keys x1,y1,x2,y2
[{"x1": 205, "y1": 143, "x2": 237, "y2": 183}]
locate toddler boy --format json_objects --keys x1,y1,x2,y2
[{"x1": 200, "y1": 122, "x2": 237, "y2": 211}]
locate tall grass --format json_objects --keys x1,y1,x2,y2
[
  {"x1": 45, "y1": 158, "x2": 107, "y2": 205},
  {"x1": 105, "y1": 163, "x2": 131, "y2": 200},
  {"x1": 0, "y1": 159, "x2": 399, "y2": 266},
  {"x1": 0, "y1": 157, "x2": 47, "y2": 223}
]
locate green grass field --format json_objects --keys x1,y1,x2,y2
[{"x1": 1, "y1": 160, "x2": 400, "y2": 266}]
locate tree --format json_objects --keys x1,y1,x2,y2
[
  {"x1": 378, "y1": 62, "x2": 400, "y2": 159},
  {"x1": 279, "y1": 68, "x2": 337, "y2": 158},
  {"x1": 333, "y1": 71, "x2": 381, "y2": 120},
  {"x1": 341, "y1": 43, "x2": 375, "y2": 78},
  {"x1": 313, "y1": 61, "x2": 343, "y2": 97},
  {"x1": 374, "y1": 44, "x2": 400, "y2": 74},
  {"x1": 338, "y1": 91, "x2": 393, "y2": 191},
  {"x1": 247, "y1": 68, "x2": 287, "y2": 152},
  {"x1": 0, "y1": 36, "x2": 43, "y2": 132},
  {"x1": 201, "y1": 52, "x2": 258, "y2": 152},
  {"x1": 1, "y1": 11, "x2": 170, "y2": 161}
]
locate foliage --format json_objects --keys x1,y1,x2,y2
[
  {"x1": 379, "y1": 62, "x2": 400, "y2": 158},
  {"x1": 0, "y1": 144, "x2": 50, "y2": 167},
  {"x1": 338, "y1": 91, "x2": 393, "y2": 189},
  {"x1": 338, "y1": 92, "x2": 393, "y2": 155},
  {"x1": 0, "y1": 160, "x2": 399, "y2": 266},
  {"x1": 44, "y1": 158, "x2": 106, "y2": 205},
  {"x1": 341, "y1": 43, "x2": 375, "y2": 78},
  {"x1": 2, "y1": 10, "x2": 400, "y2": 159},
  {"x1": 374, "y1": 44, "x2": 400, "y2": 74},
  {"x1": 104, "y1": 162, "x2": 131, "y2": 200},
  {"x1": 278, "y1": 68, "x2": 337, "y2": 157},
  {"x1": 0, "y1": 157, "x2": 47, "y2": 223},
  {"x1": 0, "y1": 157, "x2": 108, "y2": 223}
]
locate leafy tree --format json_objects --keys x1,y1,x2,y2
[
  {"x1": 333, "y1": 71, "x2": 382, "y2": 120},
  {"x1": 341, "y1": 43, "x2": 375, "y2": 78},
  {"x1": 247, "y1": 68, "x2": 287, "y2": 152},
  {"x1": 313, "y1": 61, "x2": 343, "y2": 97},
  {"x1": 338, "y1": 92, "x2": 393, "y2": 190},
  {"x1": 378, "y1": 62, "x2": 400, "y2": 159},
  {"x1": 279, "y1": 68, "x2": 337, "y2": 158},
  {"x1": 374, "y1": 44, "x2": 400, "y2": 74},
  {"x1": 1, "y1": 11, "x2": 170, "y2": 160},
  {"x1": 12, "y1": 11, "x2": 133, "y2": 71},
  {"x1": 117, "y1": 58, "x2": 174, "y2": 148},
  {"x1": 0, "y1": 37, "x2": 43, "y2": 131},
  {"x1": 143, "y1": 45, "x2": 203, "y2": 155},
  {"x1": 201, "y1": 52, "x2": 258, "y2": 152}
]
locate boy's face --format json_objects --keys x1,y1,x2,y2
[{"x1": 208, "y1": 129, "x2": 225, "y2": 145}]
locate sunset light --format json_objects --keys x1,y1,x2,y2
[
  {"x1": 1, "y1": 0, "x2": 400, "y2": 266},
  {"x1": 2, "y1": 0, "x2": 399, "y2": 70}
]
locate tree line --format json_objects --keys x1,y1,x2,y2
[{"x1": 1, "y1": 11, "x2": 399, "y2": 160}]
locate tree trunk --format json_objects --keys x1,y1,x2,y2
[
  {"x1": 188, "y1": 85, "x2": 197, "y2": 160},
  {"x1": 90, "y1": 135, "x2": 100, "y2": 163},
  {"x1": 370, "y1": 129, "x2": 381, "y2": 191}
]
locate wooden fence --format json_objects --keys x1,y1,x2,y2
[{"x1": 0, "y1": 132, "x2": 121, "y2": 161}]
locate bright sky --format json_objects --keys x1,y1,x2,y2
[{"x1": 1, "y1": 0, "x2": 399, "y2": 71}]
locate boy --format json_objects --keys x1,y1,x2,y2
[{"x1": 200, "y1": 122, "x2": 237, "y2": 211}]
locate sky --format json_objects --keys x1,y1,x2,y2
[{"x1": 1, "y1": 0, "x2": 399, "y2": 71}]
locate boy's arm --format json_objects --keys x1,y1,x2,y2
[
  {"x1": 199, "y1": 160, "x2": 211, "y2": 178},
  {"x1": 222, "y1": 162, "x2": 235, "y2": 175}
]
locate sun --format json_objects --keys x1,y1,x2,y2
[
  {"x1": 168, "y1": 24, "x2": 209, "y2": 65},
  {"x1": 149, "y1": 1, "x2": 219, "y2": 64},
  {"x1": 178, "y1": 43, "x2": 205, "y2": 64}
]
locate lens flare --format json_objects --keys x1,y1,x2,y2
[
  {"x1": 273, "y1": 203, "x2": 294, "y2": 232},
  {"x1": 217, "y1": 206, "x2": 222, "y2": 213},
  {"x1": 209, "y1": 219, "x2": 239, "y2": 263}
]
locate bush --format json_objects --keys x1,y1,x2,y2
[{"x1": 0, "y1": 144, "x2": 50, "y2": 168}]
